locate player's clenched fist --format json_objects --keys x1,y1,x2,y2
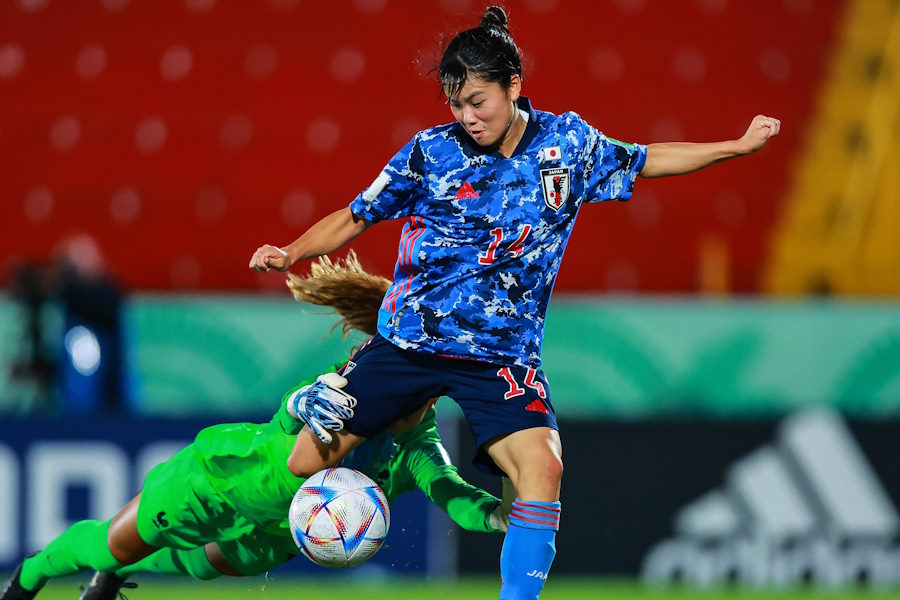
[
  {"x1": 738, "y1": 114, "x2": 781, "y2": 155},
  {"x1": 249, "y1": 244, "x2": 290, "y2": 272}
]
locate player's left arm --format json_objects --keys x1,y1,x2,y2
[
  {"x1": 639, "y1": 115, "x2": 781, "y2": 178},
  {"x1": 399, "y1": 434, "x2": 505, "y2": 534}
]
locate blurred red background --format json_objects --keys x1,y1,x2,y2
[{"x1": 0, "y1": 0, "x2": 845, "y2": 293}]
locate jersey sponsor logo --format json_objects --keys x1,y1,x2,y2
[
  {"x1": 455, "y1": 181, "x2": 479, "y2": 200},
  {"x1": 342, "y1": 361, "x2": 357, "y2": 376},
  {"x1": 527, "y1": 569, "x2": 549, "y2": 580},
  {"x1": 540, "y1": 167, "x2": 570, "y2": 212},
  {"x1": 151, "y1": 511, "x2": 169, "y2": 529},
  {"x1": 642, "y1": 410, "x2": 900, "y2": 589},
  {"x1": 540, "y1": 146, "x2": 562, "y2": 162}
]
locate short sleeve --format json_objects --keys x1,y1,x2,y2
[
  {"x1": 349, "y1": 135, "x2": 426, "y2": 224},
  {"x1": 581, "y1": 120, "x2": 647, "y2": 203}
]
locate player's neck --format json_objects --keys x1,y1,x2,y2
[{"x1": 496, "y1": 110, "x2": 525, "y2": 158}]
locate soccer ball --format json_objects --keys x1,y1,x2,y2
[{"x1": 288, "y1": 467, "x2": 390, "y2": 568}]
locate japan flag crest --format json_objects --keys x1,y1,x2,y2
[
  {"x1": 541, "y1": 146, "x2": 562, "y2": 162},
  {"x1": 540, "y1": 167, "x2": 570, "y2": 211}
]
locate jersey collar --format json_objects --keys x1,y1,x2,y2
[
  {"x1": 455, "y1": 96, "x2": 540, "y2": 159},
  {"x1": 511, "y1": 96, "x2": 540, "y2": 157}
]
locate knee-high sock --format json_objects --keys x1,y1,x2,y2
[
  {"x1": 499, "y1": 499, "x2": 561, "y2": 600},
  {"x1": 115, "y1": 547, "x2": 220, "y2": 581},
  {"x1": 19, "y1": 519, "x2": 122, "y2": 592}
]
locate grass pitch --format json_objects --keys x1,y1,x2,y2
[{"x1": 25, "y1": 576, "x2": 900, "y2": 599}]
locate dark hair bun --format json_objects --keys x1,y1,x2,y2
[{"x1": 479, "y1": 6, "x2": 509, "y2": 31}]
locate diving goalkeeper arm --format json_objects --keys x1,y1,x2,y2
[{"x1": 398, "y1": 424, "x2": 506, "y2": 534}]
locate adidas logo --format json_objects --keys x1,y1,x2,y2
[
  {"x1": 642, "y1": 410, "x2": 900, "y2": 589},
  {"x1": 455, "y1": 181, "x2": 479, "y2": 200},
  {"x1": 525, "y1": 399, "x2": 549, "y2": 414}
]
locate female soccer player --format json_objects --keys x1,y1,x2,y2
[
  {"x1": 0, "y1": 255, "x2": 507, "y2": 600},
  {"x1": 248, "y1": 7, "x2": 781, "y2": 599}
]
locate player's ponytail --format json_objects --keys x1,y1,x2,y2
[
  {"x1": 285, "y1": 251, "x2": 390, "y2": 337},
  {"x1": 439, "y1": 5, "x2": 522, "y2": 101}
]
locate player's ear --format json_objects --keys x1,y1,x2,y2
[{"x1": 507, "y1": 74, "x2": 521, "y2": 102}]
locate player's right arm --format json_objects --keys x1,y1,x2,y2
[
  {"x1": 251, "y1": 135, "x2": 426, "y2": 274},
  {"x1": 249, "y1": 208, "x2": 369, "y2": 273}
]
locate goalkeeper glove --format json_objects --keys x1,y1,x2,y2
[
  {"x1": 286, "y1": 372, "x2": 357, "y2": 444},
  {"x1": 490, "y1": 476, "x2": 516, "y2": 533},
  {"x1": 490, "y1": 502, "x2": 510, "y2": 533}
]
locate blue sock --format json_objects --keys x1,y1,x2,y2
[{"x1": 499, "y1": 499, "x2": 560, "y2": 599}]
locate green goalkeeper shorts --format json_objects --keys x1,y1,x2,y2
[
  {"x1": 136, "y1": 444, "x2": 257, "y2": 550},
  {"x1": 216, "y1": 524, "x2": 299, "y2": 576}
]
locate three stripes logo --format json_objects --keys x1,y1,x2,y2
[
  {"x1": 642, "y1": 410, "x2": 900, "y2": 588},
  {"x1": 382, "y1": 216, "x2": 425, "y2": 314}
]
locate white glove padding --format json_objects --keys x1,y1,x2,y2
[
  {"x1": 490, "y1": 502, "x2": 510, "y2": 533},
  {"x1": 490, "y1": 476, "x2": 516, "y2": 533},
  {"x1": 286, "y1": 373, "x2": 357, "y2": 444}
]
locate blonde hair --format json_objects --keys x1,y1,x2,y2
[{"x1": 285, "y1": 251, "x2": 390, "y2": 337}]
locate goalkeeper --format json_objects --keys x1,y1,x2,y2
[{"x1": 1, "y1": 253, "x2": 508, "y2": 600}]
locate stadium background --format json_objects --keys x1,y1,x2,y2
[{"x1": 2, "y1": 0, "x2": 900, "y2": 597}]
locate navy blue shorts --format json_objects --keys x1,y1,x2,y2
[{"x1": 338, "y1": 334, "x2": 558, "y2": 475}]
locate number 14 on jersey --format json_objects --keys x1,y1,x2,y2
[{"x1": 478, "y1": 224, "x2": 532, "y2": 265}]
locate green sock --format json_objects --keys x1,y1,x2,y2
[
  {"x1": 19, "y1": 519, "x2": 121, "y2": 592},
  {"x1": 115, "y1": 547, "x2": 220, "y2": 581}
]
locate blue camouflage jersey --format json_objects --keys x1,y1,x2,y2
[{"x1": 349, "y1": 97, "x2": 646, "y2": 367}]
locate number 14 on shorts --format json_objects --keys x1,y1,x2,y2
[{"x1": 497, "y1": 367, "x2": 546, "y2": 400}]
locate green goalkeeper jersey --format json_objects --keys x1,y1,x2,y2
[{"x1": 189, "y1": 362, "x2": 500, "y2": 536}]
